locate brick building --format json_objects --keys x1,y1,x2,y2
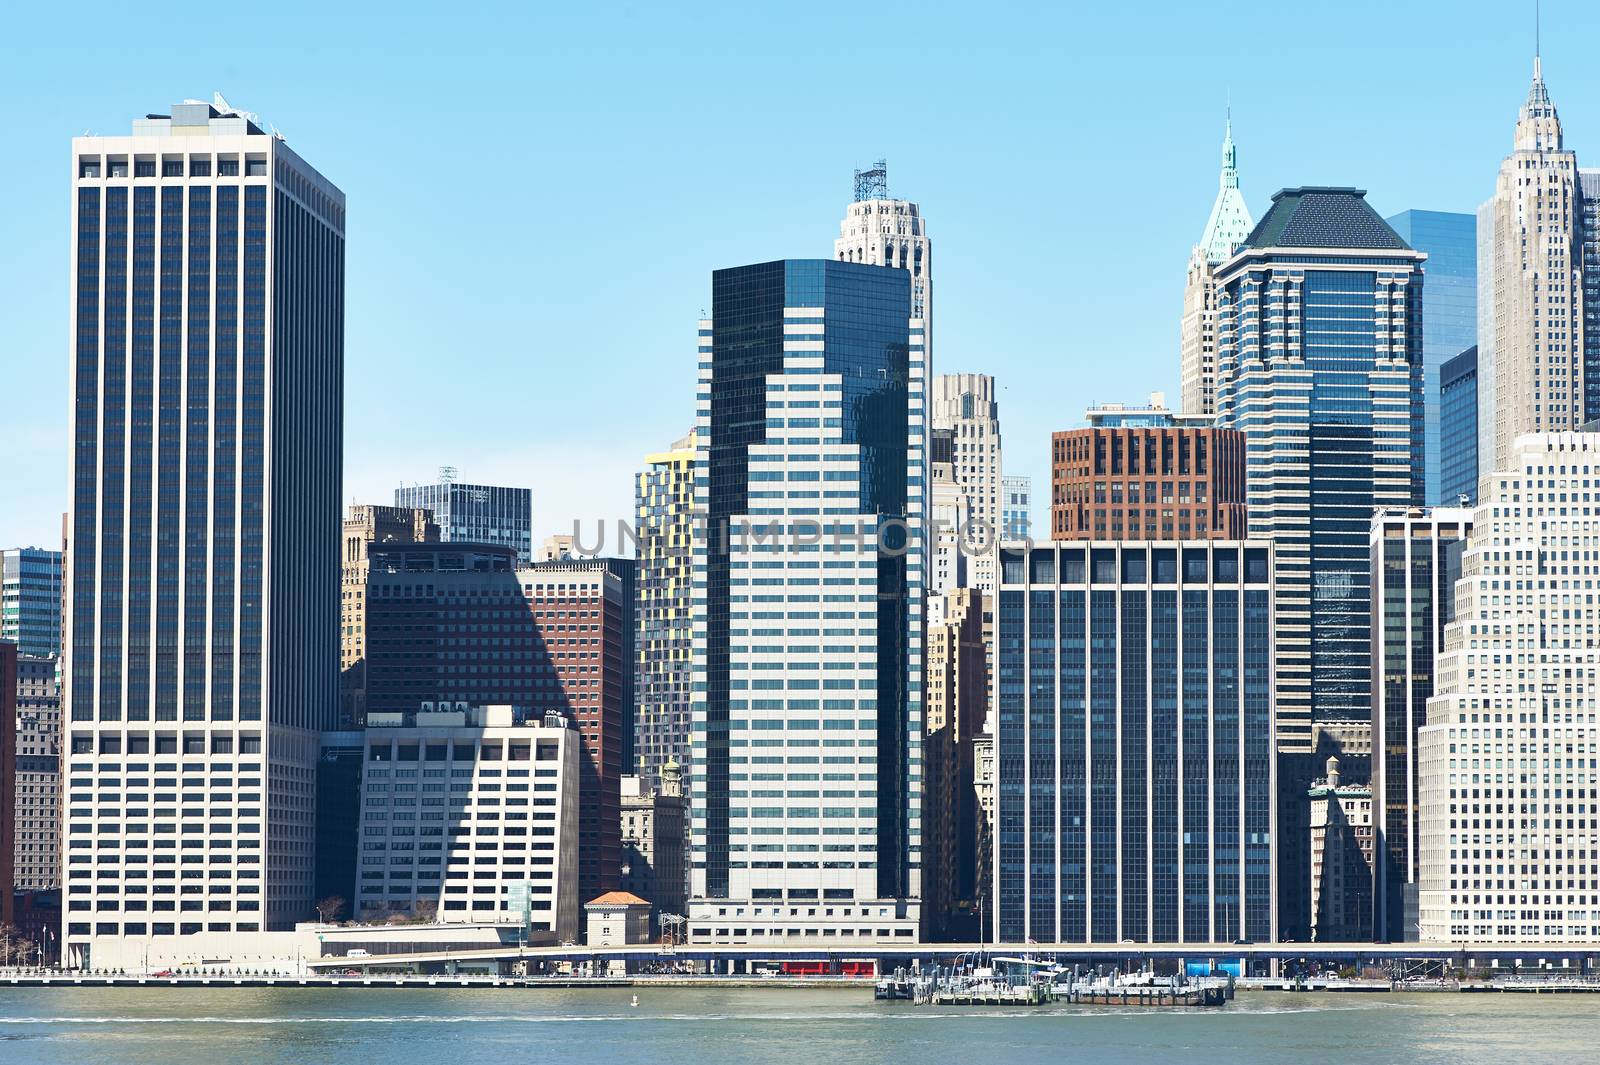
[
  {"x1": 1050, "y1": 405, "x2": 1247, "y2": 541},
  {"x1": 361, "y1": 542, "x2": 630, "y2": 903}
]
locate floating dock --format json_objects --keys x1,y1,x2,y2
[
  {"x1": 920, "y1": 981, "x2": 1050, "y2": 1006},
  {"x1": 1056, "y1": 983, "x2": 1229, "y2": 1007}
]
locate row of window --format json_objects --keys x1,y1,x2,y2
[{"x1": 79, "y1": 156, "x2": 268, "y2": 179}]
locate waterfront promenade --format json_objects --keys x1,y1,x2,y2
[{"x1": 9, "y1": 970, "x2": 1600, "y2": 993}]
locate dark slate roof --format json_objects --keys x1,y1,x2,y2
[{"x1": 1241, "y1": 187, "x2": 1411, "y2": 251}]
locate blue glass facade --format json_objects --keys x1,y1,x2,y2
[
  {"x1": 1216, "y1": 191, "x2": 1425, "y2": 754},
  {"x1": 1217, "y1": 191, "x2": 1423, "y2": 940},
  {"x1": 994, "y1": 542, "x2": 1275, "y2": 944},
  {"x1": 693, "y1": 259, "x2": 919, "y2": 908},
  {"x1": 0, "y1": 548, "x2": 64, "y2": 658},
  {"x1": 1385, "y1": 211, "x2": 1477, "y2": 505},
  {"x1": 1439, "y1": 346, "x2": 1478, "y2": 505},
  {"x1": 1369, "y1": 507, "x2": 1469, "y2": 941},
  {"x1": 1581, "y1": 174, "x2": 1600, "y2": 423},
  {"x1": 393, "y1": 482, "x2": 533, "y2": 563}
]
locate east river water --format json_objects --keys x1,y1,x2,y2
[{"x1": 1, "y1": 986, "x2": 1595, "y2": 1064}]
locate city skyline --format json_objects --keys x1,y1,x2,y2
[
  {"x1": 0, "y1": 4, "x2": 1591, "y2": 550},
  {"x1": 11, "y1": 0, "x2": 1600, "y2": 962}
]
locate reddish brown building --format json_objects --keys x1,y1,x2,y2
[
  {"x1": 360, "y1": 543, "x2": 632, "y2": 905},
  {"x1": 1051, "y1": 424, "x2": 1247, "y2": 541}
]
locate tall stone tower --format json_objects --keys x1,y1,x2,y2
[
  {"x1": 835, "y1": 160, "x2": 931, "y2": 343},
  {"x1": 1479, "y1": 55, "x2": 1592, "y2": 472},
  {"x1": 930, "y1": 373, "x2": 1002, "y2": 594},
  {"x1": 1417, "y1": 433, "x2": 1600, "y2": 943},
  {"x1": 1181, "y1": 117, "x2": 1254, "y2": 415}
]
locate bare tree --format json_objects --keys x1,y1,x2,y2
[
  {"x1": 314, "y1": 895, "x2": 347, "y2": 924},
  {"x1": 412, "y1": 899, "x2": 439, "y2": 924}
]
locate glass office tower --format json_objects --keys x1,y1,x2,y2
[
  {"x1": 1370, "y1": 506, "x2": 1470, "y2": 941},
  {"x1": 1216, "y1": 189, "x2": 1423, "y2": 941},
  {"x1": 394, "y1": 480, "x2": 532, "y2": 563},
  {"x1": 1, "y1": 548, "x2": 64, "y2": 657},
  {"x1": 1583, "y1": 172, "x2": 1600, "y2": 420},
  {"x1": 1439, "y1": 346, "x2": 1479, "y2": 504},
  {"x1": 1385, "y1": 211, "x2": 1476, "y2": 506},
  {"x1": 63, "y1": 99, "x2": 343, "y2": 964},
  {"x1": 993, "y1": 542, "x2": 1276, "y2": 944},
  {"x1": 688, "y1": 260, "x2": 925, "y2": 942},
  {"x1": 1215, "y1": 188, "x2": 1426, "y2": 752}
]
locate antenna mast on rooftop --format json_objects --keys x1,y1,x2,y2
[
  {"x1": 853, "y1": 159, "x2": 888, "y2": 202},
  {"x1": 212, "y1": 91, "x2": 262, "y2": 127}
]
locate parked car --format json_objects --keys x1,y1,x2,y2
[{"x1": 346, "y1": 949, "x2": 371, "y2": 958}]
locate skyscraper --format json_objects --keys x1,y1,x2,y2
[
  {"x1": 1386, "y1": 211, "x2": 1477, "y2": 506},
  {"x1": 1215, "y1": 188, "x2": 1424, "y2": 942},
  {"x1": 1477, "y1": 56, "x2": 1597, "y2": 473},
  {"x1": 1418, "y1": 433, "x2": 1600, "y2": 943},
  {"x1": 994, "y1": 542, "x2": 1277, "y2": 944},
  {"x1": 1439, "y1": 347, "x2": 1480, "y2": 505},
  {"x1": 1215, "y1": 188, "x2": 1426, "y2": 752},
  {"x1": 930, "y1": 374, "x2": 1003, "y2": 593},
  {"x1": 1585, "y1": 172, "x2": 1600, "y2": 417},
  {"x1": 1, "y1": 548, "x2": 64, "y2": 658},
  {"x1": 689, "y1": 259, "x2": 924, "y2": 942},
  {"x1": 395, "y1": 474, "x2": 533, "y2": 562},
  {"x1": 1180, "y1": 117, "x2": 1254, "y2": 416},
  {"x1": 834, "y1": 160, "x2": 930, "y2": 328},
  {"x1": 63, "y1": 98, "x2": 343, "y2": 963},
  {"x1": 634, "y1": 431, "x2": 696, "y2": 793},
  {"x1": 1369, "y1": 505, "x2": 1471, "y2": 941}
]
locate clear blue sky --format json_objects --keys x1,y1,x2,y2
[{"x1": 0, "y1": 0, "x2": 1585, "y2": 549}]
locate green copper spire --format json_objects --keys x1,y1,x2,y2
[
  {"x1": 1199, "y1": 112, "x2": 1253, "y2": 264},
  {"x1": 1221, "y1": 110, "x2": 1238, "y2": 185}
]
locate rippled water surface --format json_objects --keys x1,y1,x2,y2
[{"x1": 0, "y1": 986, "x2": 1594, "y2": 1064}]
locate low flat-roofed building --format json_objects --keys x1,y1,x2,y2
[{"x1": 355, "y1": 705, "x2": 580, "y2": 944}]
